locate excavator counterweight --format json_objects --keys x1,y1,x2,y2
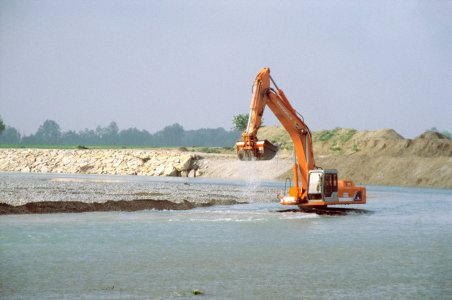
[{"x1": 236, "y1": 68, "x2": 366, "y2": 208}]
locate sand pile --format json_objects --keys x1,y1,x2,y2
[{"x1": 267, "y1": 128, "x2": 452, "y2": 188}]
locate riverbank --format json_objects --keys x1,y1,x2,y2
[{"x1": 0, "y1": 128, "x2": 451, "y2": 190}]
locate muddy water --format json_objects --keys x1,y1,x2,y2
[{"x1": 0, "y1": 174, "x2": 451, "y2": 299}]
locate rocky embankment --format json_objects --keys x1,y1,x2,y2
[{"x1": 0, "y1": 149, "x2": 203, "y2": 177}]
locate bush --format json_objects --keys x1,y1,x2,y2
[
  {"x1": 340, "y1": 129, "x2": 357, "y2": 143},
  {"x1": 200, "y1": 147, "x2": 221, "y2": 153},
  {"x1": 330, "y1": 143, "x2": 342, "y2": 153},
  {"x1": 318, "y1": 128, "x2": 339, "y2": 141}
]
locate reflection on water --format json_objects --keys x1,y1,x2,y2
[{"x1": 1, "y1": 176, "x2": 451, "y2": 299}]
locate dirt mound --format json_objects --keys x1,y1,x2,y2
[
  {"x1": 315, "y1": 154, "x2": 452, "y2": 188},
  {"x1": 227, "y1": 126, "x2": 452, "y2": 188},
  {"x1": 258, "y1": 126, "x2": 452, "y2": 158},
  {"x1": 416, "y1": 131, "x2": 450, "y2": 140},
  {"x1": 407, "y1": 133, "x2": 451, "y2": 157},
  {"x1": 354, "y1": 129, "x2": 404, "y2": 140},
  {"x1": 257, "y1": 126, "x2": 292, "y2": 150}
]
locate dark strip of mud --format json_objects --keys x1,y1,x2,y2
[
  {"x1": 278, "y1": 207, "x2": 371, "y2": 216},
  {"x1": 0, "y1": 199, "x2": 243, "y2": 215}
]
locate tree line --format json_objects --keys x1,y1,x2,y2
[
  {"x1": 1, "y1": 116, "x2": 450, "y2": 146},
  {"x1": 0, "y1": 119, "x2": 243, "y2": 147}
]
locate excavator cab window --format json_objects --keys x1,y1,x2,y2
[
  {"x1": 308, "y1": 172, "x2": 323, "y2": 200},
  {"x1": 324, "y1": 172, "x2": 338, "y2": 198}
]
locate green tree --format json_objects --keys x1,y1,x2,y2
[
  {"x1": 107, "y1": 121, "x2": 119, "y2": 144},
  {"x1": 0, "y1": 126, "x2": 21, "y2": 143},
  {"x1": 61, "y1": 130, "x2": 80, "y2": 145},
  {"x1": 428, "y1": 127, "x2": 452, "y2": 139},
  {"x1": 0, "y1": 116, "x2": 5, "y2": 135},
  {"x1": 78, "y1": 128, "x2": 97, "y2": 145},
  {"x1": 95, "y1": 121, "x2": 119, "y2": 144},
  {"x1": 232, "y1": 113, "x2": 249, "y2": 132},
  {"x1": 35, "y1": 120, "x2": 61, "y2": 144},
  {"x1": 119, "y1": 127, "x2": 153, "y2": 145},
  {"x1": 154, "y1": 123, "x2": 184, "y2": 146}
]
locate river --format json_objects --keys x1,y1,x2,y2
[{"x1": 0, "y1": 174, "x2": 451, "y2": 299}]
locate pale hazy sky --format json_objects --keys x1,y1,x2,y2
[{"x1": 1, "y1": 0, "x2": 451, "y2": 138}]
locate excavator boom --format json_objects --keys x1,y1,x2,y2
[{"x1": 236, "y1": 68, "x2": 366, "y2": 208}]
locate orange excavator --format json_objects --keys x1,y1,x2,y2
[{"x1": 236, "y1": 68, "x2": 366, "y2": 208}]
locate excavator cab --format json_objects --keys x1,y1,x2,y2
[
  {"x1": 307, "y1": 169, "x2": 339, "y2": 202},
  {"x1": 304, "y1": 169, "x2": 366, "y2": 205}
]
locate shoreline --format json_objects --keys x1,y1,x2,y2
[
  {"x1": 1, "y1": 147, "x2": 451, "y2": 189},
  {"x1": 0, "y1": 137, "x2": 451, "y2": 215},
  {"x1": 1, "y1": 171, "x2": 451, "y2": 215}
]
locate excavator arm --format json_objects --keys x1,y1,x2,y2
[
  {"x1": 236, "y1": 68, "x2": 366, "y2": 207},
  {"x1": 237, "y1": 68, "x2": 314, "y2": 201}
]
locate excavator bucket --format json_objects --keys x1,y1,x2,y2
[{"x1": 236, "y1": 140, "x2": 278, "y2": 161}]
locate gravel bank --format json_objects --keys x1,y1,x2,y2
[{"x1": 0, "y1": 173, "x2": 281, "y2": 214}]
